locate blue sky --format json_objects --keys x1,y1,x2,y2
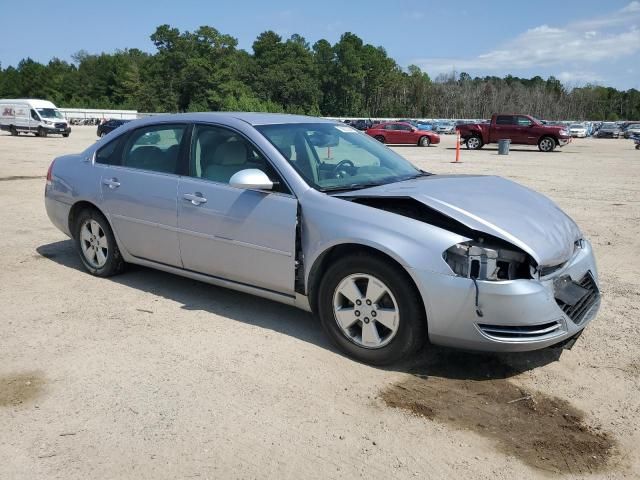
[{"x1": 1, "y1": 0, "x2": 639, "y2": 89}]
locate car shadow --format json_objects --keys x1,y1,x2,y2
[
  {"x1": 36, "y1": 239, "x2": 562, "y2": 380},
  {"x1": 444, "y1": 146, "x2": 562, "y2": 153}
]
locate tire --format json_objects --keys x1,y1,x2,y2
[
  {"x1": 316, "y1": 254, "x2": 426, "y2": 365},
  {"x1": 63, "y1": 133, "x2": 70, "y2": 138},
  {"x1": 538, "y1": 136, "x2": 556, "y2": 152},
  {"x1": 10, "y1": 126, "x2": 18, "y2": 136},
  {"x1": 38, "y1": 127, "x2": 48, "y2": 138},
  {"x1": 419, "y1": 136, "x2": 430, "y2": 147},
  {"x1": 374, "y1": 135, "x2": 385, "y2": 143},
  {"x1": 466, "y1": 135, "x2": 483, "y2": 150},
  {"x1": 74, "y1": 209, "x2": 125, "y2": 277},
  {"x1": 100, "y1": 131, "x2": 106, "y2": 137},
  {"x1": 636, "y1": 144, "x2": 640, "y2": 150}
]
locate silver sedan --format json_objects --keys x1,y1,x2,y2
[{"x1": 44, "y1": 113, "x2": 601, "y2": 365}]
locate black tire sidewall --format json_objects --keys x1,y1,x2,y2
[
  {"x1": 316, "y1": 255, "x2": 426, "y2": 365},
  {"x1": 74, "y1": 209, "x2": 123, "y2": 277},
  {"x1": 375, "y1": 135, "x2": 385, "y2": 143}
]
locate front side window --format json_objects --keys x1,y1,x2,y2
[
  {"x1": 30, "y1": 109, "x2": 40, "y2": 121},
  {"x1": 257, "y1": 123, "x2": 421, "y2": 192},
  {"x1": 121, "y1": 125, "x2": 185, "y2": 174},
  {"x1": 515, "y1": 116, "x2": 532, "y2": 127},
  {"x1": 189, "y1": 124, "x2": 288, "y2": 193}
]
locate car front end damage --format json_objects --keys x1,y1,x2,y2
[
  {"x1": 413, "y1": 237, "x2": 599, "y2": 352},
  {"x1": 337, "y1": 174, "x2": 600, "y2": 352}
]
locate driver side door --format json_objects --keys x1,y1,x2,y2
[{"x1": 177, "y1": 123, "x2": 298, "y2": 295}]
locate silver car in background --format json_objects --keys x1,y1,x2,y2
[{"x1": 44, "y1": 113, "x2": 601, "y2": 365}]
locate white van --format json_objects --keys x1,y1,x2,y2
[{"x1": 0, "y1": 99, "x2": 71, "y2": 137}]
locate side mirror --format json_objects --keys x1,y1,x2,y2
[{"x1": 229, "y1": 169, "x2": 274, "y2": 191}]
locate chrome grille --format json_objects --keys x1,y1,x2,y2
[
  {"x1": 555, "y1": 272, "x2": 599, "y2": 325},
  {"x1": 478, "y1": 321, "x2": 563, "y2": 341}
]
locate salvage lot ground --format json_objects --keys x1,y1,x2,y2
[{"x1": 1, "y1": 126, "x2": 639, "y2": 479}]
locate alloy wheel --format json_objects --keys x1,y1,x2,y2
[
  {"x1": 80, "y1": 219, "x2": 108, "y2": 268},
  {"x1": 332, "y1": 273, "x2": 399, "y2": 349},
  {"x1": 467, "y1": 137, "x2": 481, "y2": 149}
]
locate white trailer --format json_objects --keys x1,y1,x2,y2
[{"x1": 0, "y1": 99, "x2": 71, "y2": 137}]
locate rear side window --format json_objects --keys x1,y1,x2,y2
[
  {"x1": 95, "y1": 136, "x2": 124, "y2": 165},
  {"x1": 496, "y1": 115, "x2": 514, "y2": 125},
  {"x1": 122, "y1": 125, "x2": 186, "y2": 174}
]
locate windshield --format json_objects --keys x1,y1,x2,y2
[
  {"x1": 256, "y1": 122, "x2": 422, "y2": 192},
  {"x1": 37, "y1": 108, "x2": 64, "y2": 119},
  {"x1": 570, "y1": 124, "x2": 584, "y2": 128},
  {"x1": 602, "y1": 122, "x2": 617, "y2": 128}
]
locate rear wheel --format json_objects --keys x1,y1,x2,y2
[
  {"x1": 74, "y1": 209, "x2": 125, "y2": 277},
  {"x1": 419, "y1": 136, "x2": 430, "y2": 147},
  {"x1": 374, "y1": 135, "x2": 385, "y2": 143},
  {"x1": 538, "y1": 136, "x2": 556, "y2": 152},
  {"x1": 466, "y1": 135, "x2": 483, "y2": 150},
  {"x1": 316, "y1": 254, "x2": 426, "y2": 365}
]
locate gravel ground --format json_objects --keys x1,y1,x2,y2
[{"x1": 1, "y1": 126, "x2": 639, "y2": 479}]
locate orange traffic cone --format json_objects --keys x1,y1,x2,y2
[{"x1": 452, "y1": 130, "x2": 462, "y2": 163}]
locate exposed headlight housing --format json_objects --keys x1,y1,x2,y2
[
  {"x1": 443, "y1": 241, "x2": 530, "y2": 281},
  {"x1": 560, "y1": 129, "x2": 569, "y2": 136}
]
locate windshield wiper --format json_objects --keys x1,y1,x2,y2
[{"x1": 322, "y1": 181, "x2": 389, "y2": 193}]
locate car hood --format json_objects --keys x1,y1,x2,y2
[{"x1": 337, "y1": 175, "x2": 582, "y2": 266}]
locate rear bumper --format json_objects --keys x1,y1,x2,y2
[
  {"x1": 44, "y1": 194, "x2": 72, "y2": 237},
  {"x1": 411, "y1": 240, "x2": 599, "y2": 352}
]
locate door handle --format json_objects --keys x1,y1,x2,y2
[
  {"x1": 183, "y1": 192, "x2": 207, "y2": 205},
  {"x1": 102, "y1": 178, "x2": 120, "y2": 189}
]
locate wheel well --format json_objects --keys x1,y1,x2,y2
[
  {"x1": 68, "y1": 201, "x2": 105, "y2": 237},
  {"x1": 306, "y1": 243, "x2": 425, "y2": 316},
  {"x1": 539, "y1": 134, "x2": 558, "y2": 145}
]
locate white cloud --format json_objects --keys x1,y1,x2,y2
[{"x1": 412, "y1": 2, "x2": 640, "y2": 80}]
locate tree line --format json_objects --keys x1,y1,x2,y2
[{"x1": 1, "y1": 24, "x2": 639, "y2": 120}]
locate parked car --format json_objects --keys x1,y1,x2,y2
[
  {"x1": 435, "y1": 121, "x2": 456, "y2": 134},
  {"x1": 595, "y1": 122, "x2": 622, "y2": 138},
  {"x1": 44, "y1": 113, "x2": 600, "y2": 365},
  {"x1": 350, "y1": 119, "x2": 373, "y2": 131},
  {"x1": 366, "y1": 121, "x2": 440, "y2": 146},
  {"x1": 569, "y1": 124, "x2": 588, "y2": 138},
  {"x1": 97, "y1": 119, "x2": 131, "y2": 137},
  {"x1": 623, "y1": 123, "x2": 640, "y2": 139},
  {"x1": 0, "y1": 98, "x2": 71, "y2": 137},
  {"x1": 457, "y1": 114, "x2": 571, "y2": 152}
]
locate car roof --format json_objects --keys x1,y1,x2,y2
[{"x1": 132, "y1": 112, "x2": 338, "y2": 127}]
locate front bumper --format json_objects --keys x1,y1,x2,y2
[
  {"x1": 43, "y1": 124, "x2": 71, "y2": 134},
  {"x1": 411, "y1": 240, "x2": 600, "y2": 352},
  {"x1": 558, "y1": 136, "x2": 572, "y2": 146}
]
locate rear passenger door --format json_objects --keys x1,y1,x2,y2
[
  {"x1": 97, "y1": 123, "x2": 187, "y2": 267},
  {"x1": 492, "y1": 115, "x2": 515, "y2": 143}
]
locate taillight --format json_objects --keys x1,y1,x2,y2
[{"x1": 46, "y1": 159, "x2": 55, "y2": 186}]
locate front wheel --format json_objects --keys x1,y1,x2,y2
[
  {"x1": 538, "y1": 136, "x2": 556, "y2": 152},
  {"x1": 419, "y1": 136, "x2": 430, "y2": 147},
  {"x1": 74, "y1": 209, "x2": 125, "y2": 277},
  {"x1": 37, "y1": 127, "x2": 48, "y2": 138},
  {"x1": 316, "y1": 255, "x2": 426, "y2": 365},
  {"x1": 10, "y1": 126, "x2": 18, "y2": 136},
  {"x1": 374, "y1": 135, "x2": 385, "y2": 143},
  {"x1": 636, "y1": 144, "x2": 640, "y2": 150}
]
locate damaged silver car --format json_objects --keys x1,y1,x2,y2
[{"x1": 44, "y1": 113, "x2": 601, "y2": 365}]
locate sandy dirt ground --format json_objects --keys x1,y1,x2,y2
[{"x1": 1, "y1": 126, "x2": 639, "y2": 479}]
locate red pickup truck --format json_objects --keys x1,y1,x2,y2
[{"x1": 457, "y1": 114, "x2": 571, "y2": 152}]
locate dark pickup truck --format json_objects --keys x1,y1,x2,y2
[{"x1": 458, "y1": 114, "x2": 571, "y2": 152}]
